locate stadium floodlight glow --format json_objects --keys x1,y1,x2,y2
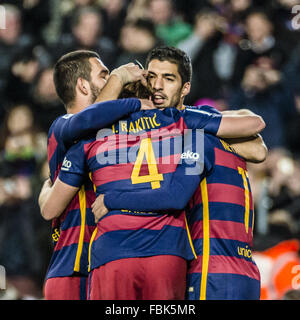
[
  {"x1": 0, "y1": 265, "x2": 5, "y2": 290},
  {"x1": 0, "y1": 5, "x2": 5, "y2": 29}
]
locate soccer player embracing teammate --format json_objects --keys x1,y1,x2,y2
[{"x1": 39, "y1": 47, "x2": 267, "y2": 300}]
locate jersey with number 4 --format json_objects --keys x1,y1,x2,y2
[
  {"x1": 46, "y1": 99, "x2": 142, "y2": 278},
  {"x1": 59, "y1": 106, "x2": 222, "y2": 271}
]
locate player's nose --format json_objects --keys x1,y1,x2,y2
[{"x1": 153, "y1": 77, "x2": 164, "y2": 90}]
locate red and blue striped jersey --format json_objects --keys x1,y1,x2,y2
[
  {"x1": 46, "y1": 99, "x2": 142, "y2": 279},
  {"x1": 58, "y1": 106, "x2": 222, "y2": 271},
  {"x1": 186, "y1": 134, "x2": 261, "y2": 300}
]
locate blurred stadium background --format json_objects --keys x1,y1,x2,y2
[{"x1": 0, "y1": 0, "x2": 299, "y2": 300}]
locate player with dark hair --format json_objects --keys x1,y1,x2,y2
[
  {"x1": 91, "y1": 46, "x2": 266, "y2": 299},
  {"x1": 41, "y1": 49, "x2": 153, "y2": 300},
  {"x1": 39, "y1": 47, "x2": 266, "y2": 299},
  {"x1": 145, "y1": 46, "x2": 264, "y2": 299}
]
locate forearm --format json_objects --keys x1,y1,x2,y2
[
  {"x1": 39, "y1": 178, "x2": 79, "y2": 220},
  {"x1": 38, "y1": 179, "x2": 57, "y2": 220},
  {"x1": 221, "y1": 109, "x2": 257, "y2": 116},
  {"x1": 104, "y1": 177, "x2": 200, "y2": 212},
  {"x1": 217, "y1": 114, "x2": 265, "y2": 138},
  {"x1": 225, "y1": 134, "x2": 268, "y2": 163},
  {"x1": 61, "y1": 98, "x2": 141, "y2": 144},
  {"x1": 95, "y1": 74, "x2": 123, "y2": 103},
  {"x1": 38, "y1": 179, "x2": 52, "y2": 213},
  {"x1": 95, "y1": 62, "x2": 148, "y2": 102}
]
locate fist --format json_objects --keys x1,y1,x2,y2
[{"x1": 91, "y1": 194, "x2": 108, "y2": 223}]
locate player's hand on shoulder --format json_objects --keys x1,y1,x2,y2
[{"x1": 92, "y1": 194, "x2": 108, "y2": 223}]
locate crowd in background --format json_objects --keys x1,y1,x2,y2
[{"x1": 0, "y1": 0, "x2": 299, "y2": 299}]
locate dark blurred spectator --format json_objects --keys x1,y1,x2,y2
[
  {"x1": 0, "y1": 104, "x2": 47, "y2": 164},
  {"x1": 229, "y1": 56, "x2": 297, "y2": 149},
  {"x1": 31, "y1": 68, "x2": 65, "y2": 132},
  {"x1": 7, "y1": 0, "x2": 51, "y2": 43},
  {"x1": 265, "y1": 149, "x2": 300, "y2": 213},
  {"x1": 229, "y1": 0, "x2": 253, "y2": 21},
  {"x1": 148, "y1": 0, "x2": 192, "y2": 46},
  {"x1": 282, "y1": 43, "x2": 300, "y2": 94},
  {"x1": 0, "y1": 103, "x2": 47, "y2": 299},
  {"x1": 0, "y1": 4, "x2": 35, "y2": 111},
  {"x1": 248, "y1": 148, "x2": 300, "y2": 236},
  {"x1": 126, "y1": 0, "x2": 150, "y2": 22},
  {"x1": 178, "y1": 9, "x2": 236, "y2": 103},
  {"x1": 271, "y1": 0, "x2": 300, "y2": 52},
  {"x1": 115, "y1": 18, "x2": 159, "y2": 68},
  {"x1": 173, "y1": 0, "x2": 210, "y2": 24},
  {"x1": 224, "y1": 0, "x2": 253, "y2": 38},
  {"x1": 0, "y1": 166, "x2": 44, "y2": 299},
  {"x1": 178, "y1": 9, "x2": 222, "y2": 60},
  {"x1": 231, "y1": 9, "x2": 290, "y2": 87},
  {"x1": 4, "y1": 46, "x2": 41, "y2": 107},
  {"x1": 100, "y1": 0, "x2": 128, "y2": 42},
  {"x1": 178, "y1": 10, "x2": 220, "y2": 101},
  {"x1": 285, "y1": 88, "x2": 300, "y2": 157},
  {"x1": 52, "y1": 6, "x2": 117, "y2": 69},
  {"x1": 59, "y1": 0, "x2": 101, "y2": 34}
]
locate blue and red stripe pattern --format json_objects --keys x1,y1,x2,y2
[
  {"x1": 46, "y1": 116, "x2": 96, "y2": 279},
  {"x1": 186, "y1": 135, "x2": 261, "y2": 300},
  {"x1": 46, "y1": 99, "x2": 156, "y2": 279},
  {"x1": 59, "y1": 107, "x2": 222, "y2": 271}
]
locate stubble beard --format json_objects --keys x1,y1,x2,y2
[{"x1": 89, "y1": 82, "x2": 102, "y2": 105}]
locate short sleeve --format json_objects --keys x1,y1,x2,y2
[
  {"x1": 182, "y1": 105, "x2": 222, "y2": 135},
  {"x1": 58, "y1": 141, "x2": 86, "y2": 188}
]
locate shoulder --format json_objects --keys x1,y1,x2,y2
[
  {"x1": 206, "y1": 135, "x2": 244, "y2": 162},
  {"x1": 184, "y1": 104, "x2": 221, "y2": 115},
  {"x1": 48, "y1": 114, "x2": 72, "y2": 134}
]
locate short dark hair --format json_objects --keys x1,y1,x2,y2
[
  {"x1": 53, "y1": 50, "x2": 100, "y2": 107},
  {"x1": 145, "y1": 46, "x2": 192, "y2": 84},
  {"x1": 118, "y1": 81, "x2": 153, "y2": 99}
]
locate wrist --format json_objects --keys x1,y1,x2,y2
[
  {"x1": 103, "y1": 194, "x2": 111, "y2": 211},
  {"x1": 110, "y1": 69, "x2": 129, "y2": 85}
]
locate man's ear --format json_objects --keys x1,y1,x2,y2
[
  {"x1": 76, "y1": 77, "x2": 89, "y2": 96},
  {"x1": 181, "y1": 82, "x2": 191, "y2": 99}
]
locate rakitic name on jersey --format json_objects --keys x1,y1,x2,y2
[{"x1": 112, "y1": 114, "x2": 161, "y2": 134}]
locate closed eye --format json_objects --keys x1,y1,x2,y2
[{"x1": 99, "y1": 69, "x2": 109, "y2": 79}]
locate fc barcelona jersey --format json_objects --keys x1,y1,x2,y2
[
  {"x1": 46, "y1": 99, "x2": 142, "y2": 279},
  {"x1": 58, "y1": 106, "x2": 222, "y2": 271},
  {"x1": 186, "y1": 135, "x2": 261, "y2": 300}
]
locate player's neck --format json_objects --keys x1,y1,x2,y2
[{"x1": 66, "y1": 99, "x2": 90, "y2": 114}]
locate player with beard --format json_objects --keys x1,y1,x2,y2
[
  {"x1": 90, "y1": 47, "x2": 266, "y2": 299},
  {"x1": 41, "y1": 50, "x2": 153, "y2": 300},
  {"x1": 39, "y1": 47, "x2": 266, "y2": 300}
]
